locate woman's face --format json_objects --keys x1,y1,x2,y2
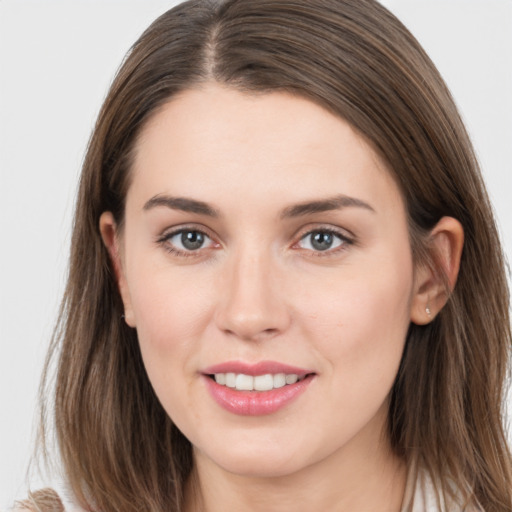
[{"x1": 106, "y1": 84, "x2": 423, "y2": 478}]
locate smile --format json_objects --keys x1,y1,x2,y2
[
  {"x1": 202, "y1": 361, "x2": 316, "y2": 416},
  {"x1": 211, "y1": 372, "x2": 306, "y2": 391}
]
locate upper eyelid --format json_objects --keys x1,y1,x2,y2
[
  {"x1": 158, "y1": 224, "x2": 216, "y2": 240},
  {"x1": 295, "y1": 230, "x2": 352, "y2": 249},
  {"x1": 293, "y1": 223, "x2": 355, "y2": 242}
]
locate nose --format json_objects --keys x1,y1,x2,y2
[{"x1": 214, "y1": 247, "x2": 291, "y2": 342}]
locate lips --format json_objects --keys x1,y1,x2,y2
[
  {"x1": 203, "y1": 361, "x2": 312, "y2": 376},
  {"x1": 202, "y1": 361, "x2": 316, "y2": 416}
]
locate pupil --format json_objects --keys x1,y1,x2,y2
[
  {"x1": 311, "y1": 232, "x2": 332, "y2": 251},
  {"x1": 181, "y1": 231, "x2": 204, "y2": 250}
]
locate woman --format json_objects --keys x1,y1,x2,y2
[{"x1": 16, "y1": 0, "x2": 511, "y2": 511}]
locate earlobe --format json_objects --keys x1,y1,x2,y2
[
  {"x1": 99, "y1": 212, "x2": 136, "y2": 328},
  {"x1": 410, "y1": 216, "x2": 464, "y2": 325}
]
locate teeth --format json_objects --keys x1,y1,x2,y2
[
  {"x1": 235, "y1": 374, "x2": 254, "y2": 391},
  {"x1": 225, "y1": 373, "x2": 236, "y2": 388},
  {"x1": 285, "y1": 374, "x2": 298, "y2": 385},
  {"x1": 214, "y1": 373, "x2": 226, "y2": 385},
  {"x1": 254, "y1": 374, "x2": 273, "y2": 391},
  {"x1": 212, "y1": 372, "x2": 303, "y2": 391},
  {"x1": 273, "y1": 373, "x2": 286, "y2": 388}
]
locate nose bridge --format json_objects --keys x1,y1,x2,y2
[{"x1": 215, "y1": 240, "x2": 288, "y2": 341}]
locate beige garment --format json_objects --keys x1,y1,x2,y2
[
  {"x1": 11, "y1": 485, "x2": 83, "y2": 512},
  {"x1": 401, "y1": 464, "x2": 484, "y2": 512}
]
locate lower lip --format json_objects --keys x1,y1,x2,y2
[{"x1": 203, "y1": 374, "x2": 315, "y2": 416}]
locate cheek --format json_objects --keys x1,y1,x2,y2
[
  {"x1": 128, "y1": 272, "x2": 213, "y2": 429},
  {"x1": 299, "y1": 251, "x2": 414, "y2": 396},
  {"x1": 130, "y1": 263, "x2": 213, "y2": 347},
  {"x1": 126, "y1": 261, "x2": 215, "y2": 406}
]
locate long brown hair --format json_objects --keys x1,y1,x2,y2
[{"x1": 32, "y1": 1, "x2": 511, "y2": 510}]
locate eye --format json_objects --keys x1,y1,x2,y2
[
  {"x1": 159, "y1": 229, "x2": 217, "y2": 254},
  {"x1": 297, "y1": 229, "x2": 348, "y2": 252}
]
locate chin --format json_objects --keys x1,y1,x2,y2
[
  {"x1": 221, "y1": 457, "x2": 305, "y2": 479},
  {"x1": 196, "y1": 439, "x2": 311, "y2": 479}
]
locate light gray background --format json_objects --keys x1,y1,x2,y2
[{"x1": 1, "y1": 1, "x2": 511, "y2": 509}]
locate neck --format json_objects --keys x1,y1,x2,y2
[{"x1": 184, "y1": 409, "x2": 407, "y2": 512}]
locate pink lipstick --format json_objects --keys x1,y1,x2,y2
[{"x1": 202, "y1": 360, "x2": 315, "y2": 416}]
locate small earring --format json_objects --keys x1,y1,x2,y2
[{"x1": 425, "y1": 306, "x2": 432, "y2": 317}]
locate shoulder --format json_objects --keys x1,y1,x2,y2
[
  {"x1": 12, "y1": 488, "x2": 65, "y2": 512},
  {"x1": 402, "y1": 464, "x2": 484, "y2": 512},
  {"x1": 402, "y1": 468, "x2": 483, "y2": 512},
  {"x1": 11, "y1": 479, "x2": 89, "y2": 512}
]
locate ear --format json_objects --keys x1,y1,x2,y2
[
  {"x1": 99, "y1": 212, "x2": 136, "y2": 328},
  {"x1": 410, "y1": 216, "x2": 464, "y2": 325}
]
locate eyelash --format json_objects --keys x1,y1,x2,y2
[
  {"x1": 156, "y1": 225, "x2": 355, "y2": 259},
  {"x1": 156, "y1": 225, "x2": 217, "y2": 258},
  {"x1": 294, "y1": 228, "x2": 354, "y2": 257}
]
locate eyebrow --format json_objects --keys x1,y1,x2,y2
[
  {"x1": 142, "y1": 193, "x2": 375, "y2": 219},
  {"x1": 280, "y1": 194, "x2": 375, "y2": 218},
  {"x1": 143, "y1": 195, "x2": 219, "y2": 217}
]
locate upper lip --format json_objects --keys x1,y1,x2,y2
[{"x1": 202, "y1": 360, "x2": 314, "y2": 377}]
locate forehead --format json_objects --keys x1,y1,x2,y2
[{"x1": 129, "y1": 83, "x2": 403, "y2": 216}]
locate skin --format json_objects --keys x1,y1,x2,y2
[{"x1": 100, "y1": 83, "x2": 463, "y2": 512}]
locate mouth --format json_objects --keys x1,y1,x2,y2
[
  {"x1": 201, "y1": 361, "x2": 316, "y2": 416},
  {"x1": 206, "y1": 372, "x2": 312, "y2": 391}
]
